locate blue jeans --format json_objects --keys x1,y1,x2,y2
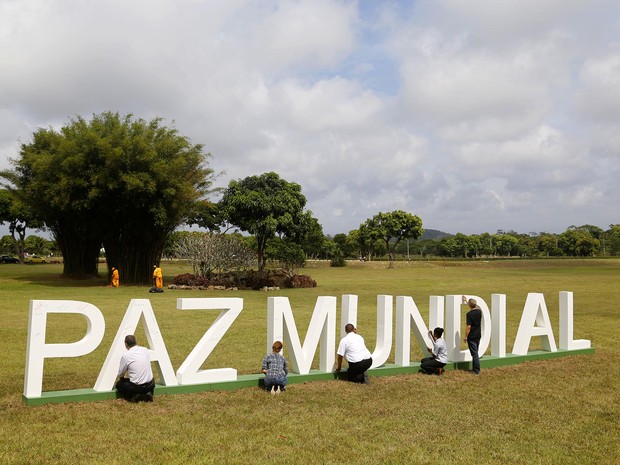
[
  {"x1": 264, "y1": 375, "x2": 287, "y2": 391},
  {"x1": 467, "y1": 339, "x2": 480, "y2": 373}
]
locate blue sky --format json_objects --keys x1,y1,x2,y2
[{"x1": 1, "y1": 0, "x2": 619, "y2": 237}]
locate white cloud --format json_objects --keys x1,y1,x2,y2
[
  {"x1": 574, "y1": 46, "x2": 620, "y2": 121},
  {"x1": 239, "y1": 0, "x2": 357, "y2": 72},
  {"x1": 569, "y1": 187, "x2": 603, "y2": 207},
  {"x1": 275, "y1": 77, "x2": 383, "y2": 132},
  {"x1": 1, "y1": 0, "x2": 619, "y2": 236}
]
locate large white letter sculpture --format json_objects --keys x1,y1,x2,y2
[
  {"x1": 512, "y1": 293, "x2": 557, "y2": 355},
  {"x1": 340, "y1": 294, "x2": 358, "y2": 338},
  {"x1": 23, "y1": 292, "x2": 592, "y2": 400},
  {"x1": 559, "y1": 291, "x2": 591, "y2": 350},
  {"x1": 395, "y1": 296, "x2": 444, "y2": 366},
  {"x1": 24, "y1": 301, "x2": 105, "y2": 397},
  {"x1": 267, "y1": 296, "x2": 336, "y2": 374},
  {"x1": 445, "y1": 295, "x2": 492, "y2": 362},
  {"x1": 94, "y1": 299, "x2": 178, "y2": 391},
  {"x1": 370, "y1": 295, "x2": 393, "y2": 368},
  {"x1": 491, "y1": 294, "x2": 507, "y2": 357},
  {"x1": 339, "y1": 295, "x2": 393, "y2": 368},
  {"x1": 176, "y1": 298, "x2": 243, "y2": 384}
]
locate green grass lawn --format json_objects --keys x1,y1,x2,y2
[{"x1": 1, "y1": 259, "x2": 619, "y2": 464}]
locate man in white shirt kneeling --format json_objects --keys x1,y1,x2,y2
[
  {"x1": 335, "y1": 324, "x2": 373, "y2": 384},
  {"x1": 116, "y1": 335, "x2": 155, "y2": 403}
]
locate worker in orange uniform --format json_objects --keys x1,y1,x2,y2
[
  {"x1": 111, "y1": 267, "x2": 120, "y2": 287},
  {"x1": 153, "y1": 265, "x2": 163, "y2": 289}
]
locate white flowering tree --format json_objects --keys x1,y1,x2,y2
[{"x1": 174, "y1": 232, "x2": 256, "y2": 277}]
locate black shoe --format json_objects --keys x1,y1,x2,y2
[
  {"x1": 363, "y1": 374, "x2": 371, "y2": 385},
  {"x1": 130, "y1": 393, "x2": 151, "y2": 403}
]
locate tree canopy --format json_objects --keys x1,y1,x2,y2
[
  {"x1": 359, "y1": 210, "x2": 423, "y2": 267},
  {"x1": 1, "y1": 112, "x2": 216, "y2": 282},
  {"x1": 219, "y1": 172, "x2": 320, "y2": 271}
]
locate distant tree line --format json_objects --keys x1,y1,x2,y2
[
  {"x1": 320, "y1": 224, "x2": 620, "y2": 261},
  {"x1": 0, "y1": 234, "x2": 59, "y2": 257}
]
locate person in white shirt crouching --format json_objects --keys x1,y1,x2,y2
[
  {"x1": 116, "y1": 335, "x2": 155, "y2": 402},
  {"x1": 335, "y1": 324, "x2": 373, "y2": 384},
  {"x1": 420, "y1": 327, "x2": 448, "y2": 375}
]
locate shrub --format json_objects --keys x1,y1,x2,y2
[
  {"x1": 285, "y1": 274, "x2": 317, "y2": 288},
  {"x1": 172, "y1": 270, "x2": 316, "y2": 290},
  {"x1": 330, "y1": 256, "x2": 347, "y2": 267},
  {"x1": 172, "y1": 273, "x2": 210, "y2": 286}
]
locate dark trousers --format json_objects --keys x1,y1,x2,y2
[
  {"x1": 467, "y1": 339, "x2": 480, "y2": 373},
  {"x1": 420, "y1": 357, "x2": 446, "y2": 374},
  {"x1": 346, "y1": 358, "x2": 372, "y2": 383},
  {"x1": 116, "y1": 377, "x2": 155, "y2": 401}
]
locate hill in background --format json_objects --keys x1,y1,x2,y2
[{"x1": 420, "y1": 228, "x2": 453, "y2": 240}]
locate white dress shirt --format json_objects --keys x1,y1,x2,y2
[
  {"x1": 337, "y1": 332, "x2": 372, "y2": 363},
  {"x1": 118, "y1": 346, "x2": 153, "y2": 385}
]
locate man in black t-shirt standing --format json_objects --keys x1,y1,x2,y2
[{"x1": 463, "y1": 296, "x2": 482, "y2": 374}]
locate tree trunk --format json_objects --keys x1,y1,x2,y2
[
  {"x1": 9, "y1": 221, "x2": 26, "y2": 263},
  {"x1": 257, "y1": 235, "x2": 267, "y2": 272},
  {"x1": 53, "y1": 225, "x2": 101, "y2": 279},
  {"x1": 103, "y1": 226, "x2": 169, "y2": 285}
]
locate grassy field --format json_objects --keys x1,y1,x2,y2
[{"x1": 0, "y1": 259, "x2": 619, "y2": 464}]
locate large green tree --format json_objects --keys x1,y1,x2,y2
[
  {"x1": 353, "y1": 226, "x2": 385, "y2": 260},
  {"x1": 292, "y1": 211, "x2": 324, "y2": 259},
  {"x1": 558, "y1": 228, "x2": 600, "y2": 256},
  {"x1": 2, "y1": 112, "x2": 216, "y2": 282},
  {"x1": 494, "y1": 234, "x2": 520, "y2": 256},
  {"x1": 219, "y1": 172, "x2": 317, "y2": 271},
  {"x1": 536, "y1": 233, "x2": 561, "y2": 257},
  {"x1": 185, "y1": 200, "x2": 224, "y2": 232},
  {"x1": 360, "y1": 210, "x2": 423, "y2": 268},
  {"x1": 332, "y1": 233, "x2": 357, "y2": 258}
]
